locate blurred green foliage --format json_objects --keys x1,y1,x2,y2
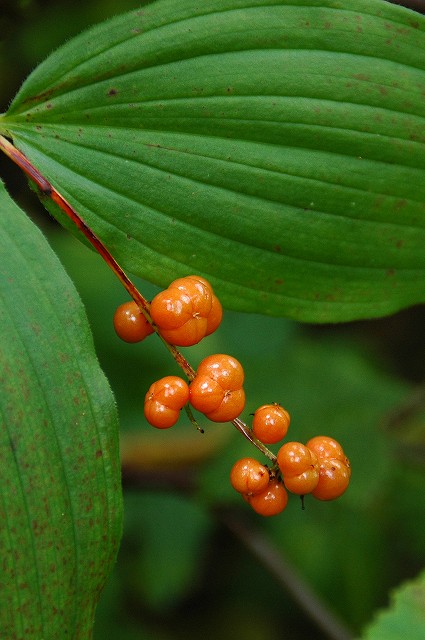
[
  {"x1": 1, "y1": 1, "x2": 425, "y2": 639},
  {"x1": 42, "y1": 224, "x2": 425, "y2": 640}
]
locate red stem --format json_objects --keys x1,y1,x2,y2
[
  {"x1": 0, "y1": 133, "x2": 277, "y2": 459},
  {"x1": 0, "y1": 133, "x2": 195, "y2": 379}
]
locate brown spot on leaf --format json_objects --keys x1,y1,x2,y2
[
  {"x1": 353, "y1": 73, "x2": 370, "y2": 82},
  {"x1": 31, "y1": 323, "x2": 41, "y2": 335},
  {"x1": 395, "y1": 199, "x2": 407, "y2": 210},
  {"x1": 22, "y1": 87, "x2": 55, "y2": 105}
]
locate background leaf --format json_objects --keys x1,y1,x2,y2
[
  {"x1": 121, "y1": 492, "x2": 212, "y2": 611},
  {"x1": 361, "y1": 569, "x2": 425, "y2": 640},
  {"x1": 1, "y1": 0, "x2": 424, "y2": 321},
  {"x1": 0, "y1": 180, "x2": 122, "y2": 639}
]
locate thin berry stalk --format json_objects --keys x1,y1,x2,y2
[{"x1": 232, "y1": 417, "x2": 277, "y2": 463}]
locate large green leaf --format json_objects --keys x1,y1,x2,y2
[
  {"x1": 0, "y1": 181, "x2": 122, "y2": 639},
  {"x1": 1, "y1": 0, "x2": 425, "y2": 321}
]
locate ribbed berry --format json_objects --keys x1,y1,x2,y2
[{"x1": 144, "y1": 375, "x2": 189, "y2": 429}]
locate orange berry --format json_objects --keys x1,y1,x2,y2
[
  {"x1": 146, "y1": 375, "x2": 190, "y2": 408},
  {"x1": 189, "y1": 354, "x2": 245, "y2": 422},
  {"x1": 278, "y1": 442, "x2": 319, "y2": 495},
  {"x1": 307, "y1": 435, "x2": 351, "y2": 477},
  {"x1": 150, "y1": 275, "x2": 215, "y2": 346},
  {"x1": 277, "y1": 441, "x2": 317, "y2": 478},
  {"x1": 113, "y1": 301, "x2": 154, "y2": 343},
  {"x1": 183, "y1": 275, "x2": 213, "y2": 289},
  {"x1": 197, "y1": 354, "x2": 244, "y2": 390},
  {"x1": 311, "y1": 458, "x2": 351, "y2": 501},
  {"x1": 158, "y1": 317, "x2": 209, "y2": 346},
  {"x1": 245, "y1": 480, "x2": 288, "y2": 516},
  {"x1": 230, "y1": 458, "x2": 270, "y2": 495},
  {"x1": 205, "y1": 294, "x2": 223, "y2": 336},
  {"x1": 150, "y1": 290, "x2": 207, "y2": 346},
  {"x1": 169, "y1": 275, "x2": 213, "y2": 317},
  {"x1": 150, "y1": 289, "x2": 195, "y2": 330},
  {"x1": 181, "y1": 277, "x2": 223, "y2": 336},
  {"x1": 188, "y1": 375, "x2": 225, "y2": 414},
  {"x1": 283, "y1": 466, "x2": 319, "y2": 495},
  {"x1": 305, "y1": 436, "x2": 351, "y2": 500},
  {"x1": 306, "y1": 436, "x2": 345, "y2": 462},
  {"x1": 252, "y1": 403, "x2": 291, "y2": 444},
  {"x1": 205, "y1": 388, "x2": 246, "y2": 423},
  {"x1": 144, "y1": 376, "x2": 189, "y2": 429},
  {"x1": 144, "y1": 400, "x2": 180, "y2": 429}
]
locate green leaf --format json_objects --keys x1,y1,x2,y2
[
  {"x1": 0, "y1": 181, "x2": 122, "y2": 639},
  {"x1": 361, "y1": 569, "x2": 425, "y2": 640},
  {"x1": 1, "y1": 0, "x2": 425, "y2": 321}
]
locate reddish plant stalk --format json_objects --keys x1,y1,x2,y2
[
  {"x1": 0, "y1": 133, "x2": 276, "y2": 460},
  {"x1": 0, "y1": 134, "x2": 195, "y2": 378}
]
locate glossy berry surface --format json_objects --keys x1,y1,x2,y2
[
  {"x1": 311, "y1": 458, "x2": 351, "y2": 501},
  {"x1": 189, "y1": 354, "x2": 245, "y2": 422},
  {"x1": 113, "y1": 301, "x2": 154, "y2": 343},
  {"x1": 144, "y1": 375, "x2": 189, "y2": 429},
  {"x1": 230, "y1": 458, "x2": 270, "y2": 495},
  {"x1": 204, "y1": 388, "x2": 246, "y2": 422},
  {"x1": 283, "y1": 466, "x2": 319, "y2": 495},
  {"x1": 277, "y1": 441, "x2": 319, "y2": 495},
  {"x1": 277, "y1": 442, "x2": 317, "y2": 477},
  {"x1": 205, "y1": 293, "x2": 223, "y2": 336},
  {"x1": 150, "y1": 275, "x2": 222, "y2": 346},
  {"x1": 252, "y1": 403, "x2": 291, "y2": 444},
  {"x1": 150, "y1": 289, "x2": 209, "y2": 346},
  {"x1": 144, "y1": 400, "x2": 180, "y2": 430},
  {"x1": 196, "y1": 353, "x2": 245, "y2": 388},
  {"x1": 187, "y1": 375, "x2": 224, "y2": 414},
  {"x1": 169, "y1": 275, "x2": 213, "y2": 311},
  {"x1": 306, "y1": 436, "x2": 349, "y2": 466},
  {"x1": 245, "y1": 480, "x2": 288, "y2": 517}
]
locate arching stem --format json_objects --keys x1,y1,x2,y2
[
  {"x1": 0, "y1": 133, "x2": 276, "y2": 460},
  {"x1": 0, "y1": 133, "x2": 195, "y2": 379}
]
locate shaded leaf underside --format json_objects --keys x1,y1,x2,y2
[{"x1": 1, "y1": 0, "x2": 425, "y2": 321}]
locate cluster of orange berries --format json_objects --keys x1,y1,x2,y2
[
  {"x1": 142, "y1": 353, "x2": 245, "y2": 429},
  {"x1": 113, "y1": 274, "x2": 351, "y2": 516},
  {"x1": 114, "y1": 275, "x2": 244, "y2": 427},
  {"x1": 113, "y1": 275, "x2": 222, "y2": 346},
  {"x1": 231, "y1": 416, "x2": 351, "y2": 516}
]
